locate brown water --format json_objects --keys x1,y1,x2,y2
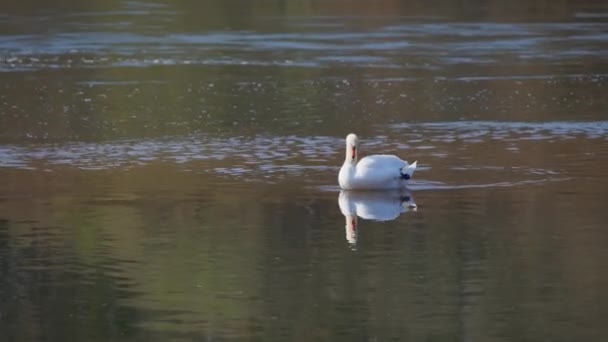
[{"x1": 1, "y1": 1, "x2": 608, "y2": 341}]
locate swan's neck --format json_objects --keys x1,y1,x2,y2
[
  {"x1": 339, "y1": 142, "x2": 358, "y2": 189},
  {"x1": 339, "y1": 163, "x2": 354, "y2": 189},
  {"x1": 344, "y1": 144, "x2": 357, "y2": 165}
]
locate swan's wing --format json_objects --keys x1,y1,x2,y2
[
  {"x1": 355, "y1": 155, "x2": 407, "y2": 183},
  {"x1": 350, "y1": 155, "x2": 416, "y2": 189},
  {"x1": 356, "y1": 154, "x2": 407, "y2": 170}
]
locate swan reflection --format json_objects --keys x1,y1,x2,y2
[{"x1": 338, "y1": 189, "x2": 417, "y2": 247}]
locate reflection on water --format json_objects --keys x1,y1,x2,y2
[
  {"x1": 339, "y1": 189, "x2": 416, "y2": 246},
  {"x1": 3, "y1": 165, "x2": 607, "y2": 341},
  {"x1": 1, "y1": 0, "x2": 608, "y2": 341}
]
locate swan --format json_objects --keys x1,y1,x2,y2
[
  {"x1": 338, "y1": 189, "x2": 417, "y2": 246},
  {"x1": 338, "y1": 133, "x2": 417, "y2": 190}
]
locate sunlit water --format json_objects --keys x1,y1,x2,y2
[{"x1": 1, "y1": 1, "x2": 608, "y2": 341}]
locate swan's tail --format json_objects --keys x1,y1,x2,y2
[{"x1": 402, "y1": 161, "x2": 417, "y2": 179}]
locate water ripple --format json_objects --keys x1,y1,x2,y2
[
  {"x1": 408, "y1": 178, "x2": 571, "y2": 191},
  {"x1": 1, "y1": 121, "x2": 601, "y2": 185},
  {"x1": 1, "y1": 121, "x2": 605, "y2": 173},
  {"x1": 391, "y1": 121, "x2": 608, "y2": 141},
  {"x1": 1, "y1": 21, "x2": 606, "y2": 71},
  {"x1": 0, "y1": 135, "x2": 341, "y2": 171}
]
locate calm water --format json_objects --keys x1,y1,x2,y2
[{"x1": 1, "y1": 1, "x2": 608, "y2": 341}]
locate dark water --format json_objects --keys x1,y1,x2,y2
[{"x1": 1, "y1": 1, "x2": 608, "y2": 341}]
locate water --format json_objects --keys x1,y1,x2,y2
[{"x1": 1, "y1": 1, "x2": 608, "y2": 341}]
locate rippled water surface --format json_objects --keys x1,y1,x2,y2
[{"x1": 1, "y1": 1, "x2": 608, "y2": 341}]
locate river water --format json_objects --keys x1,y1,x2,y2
[{"x1": 1, "y1": 1, "x2": 607, "y2": 341}]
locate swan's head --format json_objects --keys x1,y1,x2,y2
[{"x1": 345, "y1": 133, "x2": 359, "y2": 163}]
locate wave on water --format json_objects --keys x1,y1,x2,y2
[
  {"x1": 1, "y1": 120, "x2": 605, "y2": 172},
  {"x1": 0, "y1": 123, "x2": 587, "y2": 190},
  {"x1": 317, "y1": 176, "x2": 570, "y2": 194},
  {"x1": 0, "y1": 135, "x2": 341, "y2": 171},
  {"x1": 391, "y1": 121, "x2": 608, "y2": 141},
  {"x1": 407, "y1": 178, "x2": 570, "y2": 191},
  {"x1": 1, "y1": 19, "x2": 607, "y2": 71}
]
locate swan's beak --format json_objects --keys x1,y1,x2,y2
[{"x1": 351, "y1": 146, "x2": 356, "y2": 160}]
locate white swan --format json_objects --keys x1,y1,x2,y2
[
  {"x1": 338, "y1": 189, "x2": 417, "y2": 246},
  {"x1": 338, "y1": 133, "x2": 417, "y2": 190}
]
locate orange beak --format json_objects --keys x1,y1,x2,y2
[{"x1": 351, "y1": 146, "x2": 356, "y2": 160}]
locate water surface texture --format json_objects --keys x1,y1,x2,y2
[{"x1": 1, "y1": 1, "x2": 608, "y2": 341}]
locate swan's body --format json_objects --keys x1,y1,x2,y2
[{"x1": 338, "y1": 133, "x2": 417, "y2": 190}]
